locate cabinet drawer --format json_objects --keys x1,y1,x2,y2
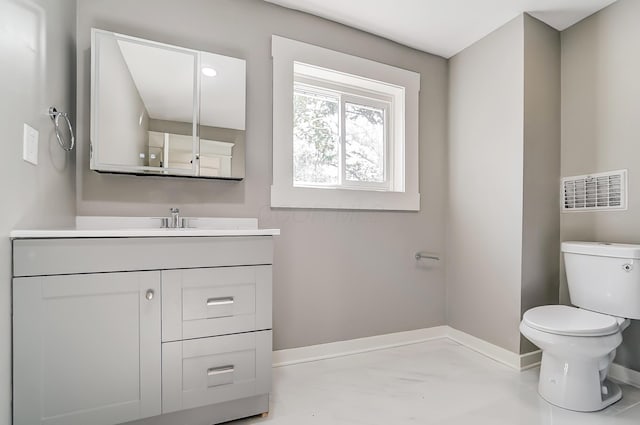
[
  {"x1": 162, "y1": 330, "x2": 272, "y2": 413},
  {"x1": 162, "y1": 266, "x2": 272, "y2": 341}
]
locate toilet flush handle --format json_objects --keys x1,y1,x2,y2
[{"x1": 622, "y1": 263, "x2": 633, "y2": 272}]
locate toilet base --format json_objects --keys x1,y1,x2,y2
[{"x1": 538, "y1": 351, "x2": 622, "y2": 412}]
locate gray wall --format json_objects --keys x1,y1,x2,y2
[
  {"x1": 76, "y1": 0, "x2": 449, "y2": 350},
  {"x1": 448, "y1": 15, "x2": 560, "y2": 355},
  {"x1": 520, "y1": 15, "x2": 561, "y2": 353},
  {"x1": 447, "y1": 16, "x2": 525, "y2": 353},
  {"x1": 0, "y1": 0, "x2": 77, "y2": 422},
  {"x1": 561, "y1": 0, "x2": 640, "y2": 372}
]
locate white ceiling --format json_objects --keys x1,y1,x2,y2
[{"x1": 265, "y1": 0, "x2": 618, "y2": 58}]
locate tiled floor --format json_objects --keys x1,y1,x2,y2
[{"x1": 238, "y1": 338, "x2": 640, "y2": 425}]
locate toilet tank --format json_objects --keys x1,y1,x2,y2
[{"x1": 562, "y1": 241, "x2": 640, "y2": 320}]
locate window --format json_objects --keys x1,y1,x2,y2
[
  {"x1": 272, "y1": 36, "x2": 420, "y2": 210},
  {"x1": 293, "y1": 64, "x2": 393, "y2": 191}
]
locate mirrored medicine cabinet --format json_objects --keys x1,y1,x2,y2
[{"x1": 90, "y1": 28, "x2": 246, "y2": 179}]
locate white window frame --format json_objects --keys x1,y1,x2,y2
[{"x1": 271, "y1": 35, "x2": 420, "y2": 211}]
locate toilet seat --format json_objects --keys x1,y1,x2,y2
[{"x1": 523, "y1": 305, "x2": 620, "y2": 337}]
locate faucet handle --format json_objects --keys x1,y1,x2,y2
[{"x1": 170, "y1": 207, "x2": 179, "y2": 214}]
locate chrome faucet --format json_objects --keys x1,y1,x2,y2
[{"x1": 169, "y1": 207, "x2": 180, "y2": 229}]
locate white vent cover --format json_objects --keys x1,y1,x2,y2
[{"x1": 562, "y1": 169, "x2": 627, "y2": 211}]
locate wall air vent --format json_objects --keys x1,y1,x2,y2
[{"x1": 561, "y1": 169, "x2": 627, "y2": 212}]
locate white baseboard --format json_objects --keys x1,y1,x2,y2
[
  {"x1": 610, "y1": 363, "x2": 640, "y2": 388},
  {"x1": 519, "y1": 349, "x2": 543, "y2": 370},
  {"x1": 273, "y1": 326, "x2": 541, "y2": 371},
  {"x1": 272, "y1": 326, "x2": 449, "y2": 367},
  {"x1": 446, "y1": 327, "x2": 541, "y2": 371}
]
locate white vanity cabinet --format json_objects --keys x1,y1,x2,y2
[{"x1": 12, "y1": 234, "x2": 275, "y2": 425}]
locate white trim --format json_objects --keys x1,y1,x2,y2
[
  {"x1": 610, "y1": 363, "x2": 640, "y2": 388},
  {"x1": 272, "y1": 327, "x2": 448, "y2": 367},
  {"x1": 270, "y1": 185, "x2": 420, "y2": 211},
  {"x1": 273, "y1": 326, "x2": 540, "y2": 371},
  {"x1": 271, "y1": 35, "x2": 420, "y2": 211},
  {"x1": 520, "y1": 349, "x2": 543, "y2": 371},
  {"x1": 446, "y1": 328, "x2": 541, "y2": 371}
]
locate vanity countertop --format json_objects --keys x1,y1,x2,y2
[
  {"x1": 10, "y1": 216, "x2": 280, "y2": 239},
  {"x1": 10, "y1": 228, "x2": 280, "y2": 239}
]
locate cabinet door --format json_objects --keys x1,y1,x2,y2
[{"x1": 13, "y1": 272, "x2": 161, "y2": 425}]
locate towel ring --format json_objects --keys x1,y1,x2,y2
[{"x1": 48, "y1": 106, "x2": 75, "y2": 151}]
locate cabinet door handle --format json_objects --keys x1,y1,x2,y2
[
  {"x1": 145, "y1": 289, "x2": 154, "y2": 301},
  {"x1": 206, "y1": 296, "x2": 234, "y2": 306},
  {"x1": 207, "y1": 365, "x2": 234, "y2": 376}
]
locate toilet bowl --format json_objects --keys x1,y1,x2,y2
[
  {"x1": 520, "y1": 305, "x2": 629, "y2": 412},
  {"x1": 521, "y1": 241, "x2": 640, "y2": 412}
]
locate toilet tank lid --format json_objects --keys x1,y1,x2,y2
[{"x1": 561, "y1": 241, "x2": 640, "y2": 259}]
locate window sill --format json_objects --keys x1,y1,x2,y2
[{"x1": 270, "y1": 185, "x2": 420, "y2": 211}]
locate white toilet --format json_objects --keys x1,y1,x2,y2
[{"x1": 520, "y1": 241, "x2": 640, "y2": 412}]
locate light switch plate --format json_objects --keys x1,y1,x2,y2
[{"x1": 23, "y1": 123, "x2": 38, "y2": 165}]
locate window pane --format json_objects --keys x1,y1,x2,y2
[
  {"x1": 345, "y1": 102, "x2": 385, "y2": 183},
  {"x1": 293, "y1": 88, "x2": 339, "y2": 185}
]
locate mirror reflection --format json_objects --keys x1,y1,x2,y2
[
  {"x1": 199, "y1": 51, "x2": 246, "y2": 178},
  {"x1": 91, "y1": 29, "x2": 246, "y2": 179}
]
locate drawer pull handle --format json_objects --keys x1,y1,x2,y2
[
  {"x1": 207, "y1": 297, "x2": 234, "y2": 306},
  {"x1": 207, "y1": 365, "x2": 234, "y2": 376}
]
